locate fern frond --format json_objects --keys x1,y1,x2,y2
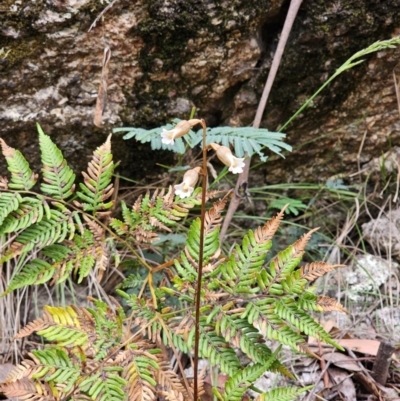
[
  {"x1": 37, "y1": 123, "x2": 76, "y2": 199},
  {"x1": 123, "y1": 351, "x2": 159, "y2": 401},
  {"x1": 255, "y1": 385, "x2": 312, "y2": 401},
  {"x1": 265, "y1": 227, "x2": 319, "y2": 286},
  {"x1": 0, "y1": 138, "x2": 37, "y2": 190},
  {"x1": 221, "y1": 361, "x2": 277, "y2": 401},
  {"x1": 274, "y1": 299, "x2": 342, "y2": 349},
  {"x1": 2, "y1": 259, "x2": 56, "y2": 294},
  {"x1": 16, "y1": 305, "x2": 88, "y2": 347},
  {"x1": 110, "y1": 187, "x2": 202, "y2": 243},
  {"x1": 173, "y1": 195, "x2": 228, "y2": 286},
  {"x1": 0, "y1": 377, "x2": 54, "y2": 401},
  {"x1": 241, "y1": 298, "x2": 305, "y2": 350},
  {"x1": 79, "y1": 367, "x2": 126, "y2": 401},
  {"x1": 214, "y1": 308, "x2": 275, "y2": 364},
  {"x1": 217, "y1": 208, "x2": 286, "y2": 293},
  {"x1": 316, "y1": 295, "x2": 348, "y2": 313},
  {"x1": 30, "y1": 348, "x2": 81, "y2": 393},
  {"x1": 0, "y1": 209, "x2": 74, "y2": 263},
  {"x1": 0, "y1": 196, "x2": 45, "y2": 234},
  {"x1": 0, "y1": 191, "x2": 22, "y2": 226},
  {"x1": 75, "y1": 134, "x2": 114, "y2": 213},
  {"x1": 199, "y1": 322, "x2": 241, "y2": 375},
  {"x1": 156, "y1": 361, "x2": 189, "y2": 399},
  {"x1": 300, "y1": 262, "x2": 345, "y2": 281}
]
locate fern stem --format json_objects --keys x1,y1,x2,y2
[{"x1": 193, "y1": 119, "x2": 208, "y2": 401}]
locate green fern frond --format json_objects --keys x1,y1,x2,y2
[
  {"x1": 0, "y1": 192, "x2": 22, "y2": 226},
  {"x1": 0, "y1": 138, "x2": 37, "y2": 190},
  {"x1": 2, "y1": 259, "x2": 56, "y2": 295},
  {"x1": 37, "y1": 123, "x2": 76, "y2": 200},
  {"x1": 214, "y1": 309, "x2": 274, "y2": 364},
  {"x1": 110, "y1": 187, "x2": 202, "y2": 243},
  {"x1": 76, "y1": 134, "x2": 114, "y2": 213},
  {"x1": 274, "y1": 299, "x2": 342, "y2": 349},
  {"x1": 265, "y1": 228, "x2": 319, "y2": 288},
  {"x1": 220, "y1": 361, "x2": 277, "y2": 401},
  {"x1": 31, "y1": 348, "x2": 81, "y2": 393},
  {"x1": 0, "y1": 196, "x2": 45, "y2": 234},
  {"x1": 219, "y1": 229, "x2": 273, "y2": 293},
  {"x1": 199, "y1": 322, "x2": 241, "y2": 375},
  {"x1": 37, "y1": 308, "x2": 88, "y2": 347},
  {"x1": 0, "y1": 209, "x2": 74, "y2": 263},
  {"x1": 255, "y1": 385, "x2": 312, "y2": 401},
  {"x1": 241, "y1": 298, "x2": 305, "y2": 350},
  {"x1": 80, "y1": 367, "x2": 126, "y2": 401}
]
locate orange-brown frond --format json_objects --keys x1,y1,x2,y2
[
  {"x1": 316, "y1": 296, "x2": 348, "y2": 314},
  {"x1": 203, "y1": 191, "x2": 231, "y2": 234},
  {"x1": 300, "y1": 262, "x2": 346, "y2": 281},
  {"x1": 292, "y1": 227, "x2": 320, "y2": 257},
  {"x1": 255, "y1": 206, "x2": 287, "y2": 242}
]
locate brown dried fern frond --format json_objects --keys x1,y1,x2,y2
[
  {"x1": 254, "y1": 206, "x2": 287, "y2": 243},
  {"x1": 0, "y1": 377, "x2": 53, "y2": 401},
  {"x1": 291, "y1": 227, "x2": 320, "y2": 258},
  {"x1": 316, "y1": 296, "x2": 348, "y2": 313},
  {"x1": 202, "y1": 191, "x2": 231, "y2": 234},
  {"x1": 300, "y1": 262, "x2": 346, "y2": 281},
  {"x1": 156, "y1": 361, "x2": 189, "y2": 399}
]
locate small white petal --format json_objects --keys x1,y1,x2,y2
[
  {"x1": 228, "y1": 157, "x2": 245, "y2": 174},
  {"x1": 174, "y1": 182, "x2": 194, "y2": 198},
  {"x1": 161, "y1": 129, "x2": 175, "y2": 145}
]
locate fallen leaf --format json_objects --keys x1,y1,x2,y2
[
  {"x1": 322, "y1": 352, "x2": 362, "y2": 372},
  {"x1": 326, "y1": 367, "x2": 356, "y2": 401}
]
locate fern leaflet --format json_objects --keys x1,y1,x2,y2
[
  {"x1": 37, "y1": 123, "x2": 76, "y2": 200},
  {"x1": 75, "y1": 134, "x2": 114, "y2": 213},
  {"x1": 0, "y1": 138, "x2": 37, "y2": 190}
]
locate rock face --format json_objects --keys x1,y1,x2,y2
[{"x1": 1, "y1": 0, "x2": 400, "y2": 183}]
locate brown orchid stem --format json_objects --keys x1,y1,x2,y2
[
  {"x1": 193, "y1": 119, "x2": 208, "y2": 401},
  {"x1": 220, "y1": 0, "x2": 303, "y2": 240}
]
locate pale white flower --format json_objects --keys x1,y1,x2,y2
[
  {"x1": 174, "y1": 167, "x2": 201, "y2": 198},
  {"x1": 210, "y1": 143, "x2": 245, "y2": 174},
  {"x1": 161, "y1": 119, "x2": 202, "y2": 145},
  {"x1": 161, "y1": 129, "x2": 175, "y2": 145}
]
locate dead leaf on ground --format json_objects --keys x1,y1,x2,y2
[
  {"x1": 322, "y1": 352, "x2": 363, "y2": 372},
  {"x1": 325, "y1": 367, "x2": 356, "y2": 401}
]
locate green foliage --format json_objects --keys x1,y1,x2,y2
[
  {"x1": 37, "y1": 123, "x2": 76, "y2": 200},
  {"x1": 115, "y1": 119, "x2": 199, "y2": 154},
  {"x1": 0, "y1": 123, "x2": 345, "y2": 401},
  {"x1": 255, "y1": 386, "x2": 313, "y2": 401},
  {"x1": 115, "y1": 120, "x2": 291, "y2": 161}
]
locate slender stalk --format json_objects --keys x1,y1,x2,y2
[
  {"x1": 193, "y1": 119, "x2": 208, "y2": 401},
  {"x1": 220, "y1": 0, "x2": 303, "y2": 240}
]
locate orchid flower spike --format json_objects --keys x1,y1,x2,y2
[
  {"x1": 174, "y1": 167, "x2": 201, "y2": 198},
  {"x1": 161, "y1": 119, "x2": 202, "y2": 145},
  {"x1": 209, "y1": 143, "x2": 245, "y2": 174}
]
